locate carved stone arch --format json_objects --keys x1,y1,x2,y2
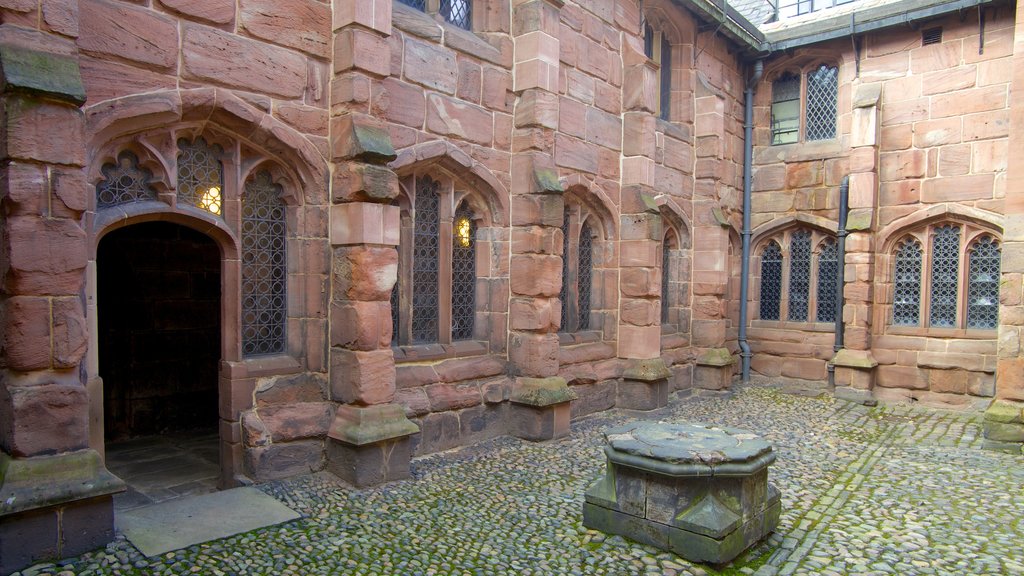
[
  {"x1": 562, "y1": 180, "x2": 619, "y2": 241},
  {"x1": 91, "y1": 136, "x2": 175, "y2": 200},
  {"x1": 763, "y1": 49, "x2": 843, "y2": 81},
  {"x1": 240, "y1": 158, "x2": 300, "y2": 207},
  {"x1": 654, "y1": 195, "x2": 692, "y2": 249},
  {"x1": 85, "y1": 88, "x2": 329, "y2": 205},
  {"x1": 93, "y1": 208, "x2": 240, "y2": 262},
  {"x1": 878, "y1": 204, "x2": 1003, "y2": 253},
  {"x1": 640, "y1": 0, "x2": 696, "y2": 44},
  {"x1": 751, "y1": 214, "x2": 837, "y2": 249},
  {"x1": 453, "y1": 188, "x2": 493, "y2": 228},
  {"x1": 391, "y1": 141, "x2": 510, "y2": 227}
]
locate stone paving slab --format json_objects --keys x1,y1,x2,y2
[
  {"x1": 13, "y1": 383, "x2": 1024, "y2": 576},
  {"x1": 116, "y1": 487, "x2": 301, "y2": 557}
]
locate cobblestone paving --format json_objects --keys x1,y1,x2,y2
[{"x1": 16, "y1": 383, "x2": 1024, "y2": 576}]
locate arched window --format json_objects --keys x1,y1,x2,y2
[
  {"x1": 771, "y1": 64, "x2": 838, "y2": 145},
  {"x1": 760, "y1": 241, "x2": 783, "y2": 321},
  {"x1": 757, "y1": 228, "x2": 837, "y2": 323},
  {"x1": 96, "y1": 152, "x2": 156, "y2": 209},
  {"x1": 451, "y1": 202, "x2": 476, "y2": 341},
  {"x1": 177, "y1": 138, "x2": 224, "y2": 216},
  {"x1": 888, "y1": 224, "x2": 1000, "y2": 331},
  {"x1": 392, "y1": 173, "x2": 486, "y2": 346},
  {"x1": 816, "y1": 238, "x2": 838, "y2": 323},
  {"x1": 661, "y1": 237, "x2": 672, "y2": 324},
  {"x1": 241, "y1": 171, "x2": 287, "y2": 356},
  {"x1": 411, "y1": 176, "x2": 441, "y2": 344},
  {"x1": 560, "y1": 207, "x2": 597, "y2": 333}
]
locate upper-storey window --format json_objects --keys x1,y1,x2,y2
[
  {"x1": 771, "y1": 64, "x2": 838, "y2": 145},
  {"x1": 757, "y1": 228, "x2": 838, "y2": 323},
  {"x1": 398, "y1": 0, "x2": 471, "y2": 30},
  {"x1": 891, "y1": 224, "x2": 1000, "y2": 332},
  {"x1": 643, "y1": 17, "x2": 672, "y2": 121}
]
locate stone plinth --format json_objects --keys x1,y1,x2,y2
[
  {"x1": 694, "y1": 348, "x2": 735, "y2": 390},
  {"x1": 618, "y1": 358, "x2": 671, "y2": 411},
  {"x1": 509, "y1": 376, "x2": 576, "y2": 441},
  {"x1": 583, "y1": 422, "x2": 780, "y2": 565},
  {"x1": 327, "y1": 404, "x2": 418, "y2": 487}
]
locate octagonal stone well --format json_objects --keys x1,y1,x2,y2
[{"x1": 583, "y1": 422, "x2": 781, "y2": 564}]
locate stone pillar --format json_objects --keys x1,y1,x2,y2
[
  {"x1": 617, "y1": 30, "x2": 670, "y2": 409},
  {"x1": 0, "y1": 27, "x2": 124, "y2": 574},
  {"x1": 984, "y1": 6, "x2": 1024, "y2": 453},
  {"x1": 507, "y1": 0, "x2": 574, "y2": 438},
  {"x1": 691, "y1": 83, "x2": 734, "y2": 389},
  {"x1": 325, "y1": 1, "x2": 418, "y2": 486},
  {"x1": 833, "y1": 83, "x2": 881, "y2": 403}
]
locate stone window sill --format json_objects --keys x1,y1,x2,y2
[
  {"x1": 391, "y1": 1, "x2": 507, "y2": 66},
  {"x1": 558, "y1": 330, "x2": 603, "y2": 346},
  {"x1": 393, "y1": 339, "x2": 488, "y2": 363},
  {"x1": 235, "y1": 354, "x2": 302, "y2": 379},
  {"x1": 886, "y1": 326, "x2": 997, "y2": 340},
  {"x1": 750, "y1": 320, "x2": 836, "y2": 332},
  {"x1": 758, "y1": 138, "x2": 842, "y2": 163}
]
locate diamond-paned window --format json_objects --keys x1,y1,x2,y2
[
  {"x1": 177, "y1": 138, "x2": 224, "y2": 217},
  {"x1": 451, "y1": 203, "x2": 476, "y2": 341},
  {"x1": 771, "y1": 73, "x2": 800, "y2": 145},
  {"x1": 788, "y1": 230, "x2": 811, "y2": 321},
  {"x1": 241, "y1": 171, "x2": 287, "y2": 357},
  {"x1": 929, "y1": 225, "x2": 961, "y2": 328},
  {"x1": 760, "y1": 241, "x2": 783, "y2": 321},
  {"x1": 893, "y1": 239, "x2": 922, "y2": 326},
  {"x1": 411, "y1": 177, "x2": 440, "y2": 343},
  {"x1": 441, "y1": 0, "x2": 471, "y2": 29},
  {"x1": 816, "y1": 238, "x2": 838, "y2": 323},
  {"x1": 96, "y1": 152, "x2": 157, "y2": 209},
  {"x1": 578, "y1": 220, "x2": 593, "y2": 331},
  {"x1": 806, "y1": 65, "x2": 838, "y2": 141},
  {"x1": 398, "y1": 0, "x2": 426, "y2": 10},
  {"x1": 967, "y1": 235, "x2": 1000, "y2": 329}
]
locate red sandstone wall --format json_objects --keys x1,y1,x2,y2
[{"x1": 749, "y1": 7, "x2": 1013, "y2": 405}]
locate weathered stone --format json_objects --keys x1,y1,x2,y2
[
  {"x1": 239, "y1": 0, "x2": 330, "y2": 58},
  {"x1": 79, "y1": 0, "x2": 178, "y2": 70},
  {"x1": 330, "y1": 348, "x2": 396, "y2": 405},
  {"x1": 258, "y1": 402, "x2": 335, "y2": 442},
  {"x1": 0, "y1": 28, "x2": 85, "y2": 104},
  {"x1": 1, "y1": 384, "x2": 89, "y2": 457},
  {"x1": 245, "y1": 439, "x2": 324, "y2": 481},
  {"x1": 2, "y1": 296, "x2": 51, "y2": 371},
  {"x1": 331, "y1": 246, "x2": 397, "y2": 301},
  {"x1": 159, "y1": 0, "x2": 235, "y2": 24},
  {"x1": 331, "y1": 113, "x2": 397, "y2": 163},
  {"x1": 426, "y1": 94, "x2": 493, "y2": 145},
  {"x1": 182, "y1": 24, "x2": 307, "y2": 99},
  {"x1": 404, "y1": 36, "x2": 457, "y2": 94}
]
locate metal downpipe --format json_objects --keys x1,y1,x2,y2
[
  {"x1": 827, "y1": 175, "x2": 850, "y2": 388},
  {"x1": 739, "y1": 59, "x2": 763, "y2": 383}
]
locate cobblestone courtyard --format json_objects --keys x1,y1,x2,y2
[{"x1": 18, "y1": 384, "x2": 1024, "y2": 576}]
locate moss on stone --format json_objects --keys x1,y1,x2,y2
[
  {"x1": 511, "y1": 377, "x2": 576, "y2": 407},
  {"x1": 983, "y1": 399, "x2": 1024, "y2": 424},
  {"x1": 0, "y1": 44, "x2": 86, "y2": 105}
]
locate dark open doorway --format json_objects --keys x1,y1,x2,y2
[{"x1": 97, "y1": 221, "x2": 222, "y2": 509}]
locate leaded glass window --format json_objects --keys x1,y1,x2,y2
[
  {"x1": 412, "y1": 177, "x2": 440, "y2": 343},
  {"x1": 441, "y1": 0, "x2": 471, "y2": 29},
  {"x1": 643, "y1": 21, "x2": 655, "y2": 59},
  {"x1": 452, "y1": 203, "x2": 476, "y2": 340},
  {"x1": 967, "y1": 235, "x2": 1000, "y2": 329},
  {"x1": 578, "y1": 220, "x2": 593, "y2": 331},
  {"x1": 893, "y1": 239, "x2": 922, "y2": 326},
  {"x1": 929, "y1": 225, "x2": 960, "y2": 328},
  {"x1": 760, "y1": 241, "x2": 783, "y2": 321},
  {"x1": 816, "y1": 239, "x2": 838, "y2": 323},
  {"x1": 771, "y1": 73, "x2": 800, "y2": 145},
  {"x1": 398, "y1": 0, "x2": 426, "y2": 10},
  {"x1": 177, "y1": 138, "x2": 223, "y2": 217},
  {"x1": 241, "y1": 172, "x2": 286, "y2": 356},
  {"x1": 661, "y1": 240, "x2": 671, "y2": 324},
  {"x1": 96, "y1": 152, "x2": 157, "y2": 209},
  {"x1": 806, "y1": 65, "x2": 838, "y2": 141},
  {"x1": 788, "y1": 230, "x2": 811, "y2": 321}
]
